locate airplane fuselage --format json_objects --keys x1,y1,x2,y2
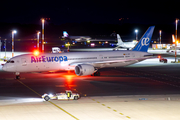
[
  {"x1": 118, "y1": 42, "x2": 137, "y2": 48},
  {"x1": 3, "y1": 51, "x2": 151, "y2": 73}
]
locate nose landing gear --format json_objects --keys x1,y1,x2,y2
[{"x1": 15, "y1": 72, "x2": 20, "y2": 80}]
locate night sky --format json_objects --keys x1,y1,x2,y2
[
  {"x1": 0, "y1": 0, "x2": 179, "y2": 51},
  {"x1": 0, "y1": 0, "x2": 179, "y2": 24}
]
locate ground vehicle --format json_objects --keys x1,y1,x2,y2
[{"x1": 42, "y1": 90, "x2": 80, "y2": 101}]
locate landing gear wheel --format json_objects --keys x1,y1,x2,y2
[
  {"x1": 97, "y1": 72, "x2": 100, "y2": 76},
  {"x1": 15, "y1": 72, "x2": 20, "y2": 80},
  {"x1": 44, "y1": 96, "x2": 50, "y2": 101},
  {"x1": 16, "y1": 75, "x2": 20, "y2": 80},
  {"x1": 93, "y1": 71, "x2": 100, "y2": 76}
]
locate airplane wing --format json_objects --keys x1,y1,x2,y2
[{"x1": 69, "y1": 56, "x2": 154, "y2": 68}]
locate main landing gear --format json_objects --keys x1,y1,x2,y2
[
  {"x1": 91, "y1": 69, "x2": 100, "y2": 76},
  {"x1": 15, "y1": 72, "x2": 20, "y2": 80},
  {"x1": 93, "y1": 71, "x2": 100, "y2": 76}
]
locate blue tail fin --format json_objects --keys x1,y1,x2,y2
[
  {"x1": 63, "y1": 31, "x2": 69, "y2": 37},
  {"x1": 132, "y1": 26, "x2": 155, "y2": 52}
]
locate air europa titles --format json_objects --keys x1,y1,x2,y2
[{"x1": 31, "y1": 56, "x2": 68, "y2": 63}]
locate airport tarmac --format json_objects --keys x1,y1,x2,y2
[{"x1": 1, "y1": 57, "x2": 180, "y2": 120}]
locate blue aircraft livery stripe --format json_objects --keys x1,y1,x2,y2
[{"x1": 31, "y1": 56, "x2": 68, "y2": 63}]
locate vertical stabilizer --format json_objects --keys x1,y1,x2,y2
[
  {"x1": 132, "y1": 26, "x2": 155, "y2": 52},
  {"x1": 117, "y1": 34, "x2": 124, "y2": 46},
  {"x1": 63, "y1": 31, "x2": 69, "y2": 37}
]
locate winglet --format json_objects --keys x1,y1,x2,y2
[{"x1": 132, "y1": 26, "x2": 155, "y2": 52}]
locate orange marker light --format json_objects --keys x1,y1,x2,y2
[
  {"x1": 33, "y1": 50, "x2": 40, "y2": 56},
  {"x1": 176, "y1": 41, "x2": 179, "y2": 44},
  {"x1": 158, "y1": 56, "x2": 161, "y2": 58}
]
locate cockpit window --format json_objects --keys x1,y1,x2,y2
[{"x1": 7, "y1": 60, "x2": 14, "y2": 63}]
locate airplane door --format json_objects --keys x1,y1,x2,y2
[{"x1": 21, "y1": 58, "x2": 27, "y2": 66}]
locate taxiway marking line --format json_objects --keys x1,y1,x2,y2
[
  {"x1": 126, "y1": 116, "x2": 131, "y2": 119},
  {"x1": 17, "y1": 80, "x2": 79, "y2": 120},
  {"x1": 102, "y1": 104, "x2": 105, "y2": 106},
  {"x1": 48, "y1": 101, "x2": 79, "y2": 120},
  {"x1": 113, "y1": 109, "x2": 117, "y2": 112},
  {"x1": 120, "y1": 113, "x2": 124, "y2": 115},
  {"x1": 90, "y1": 98, "x2": 131, "y2": 119},
  {"x1": 17, "y1": 80, "x2": 41, "y2": 97}
]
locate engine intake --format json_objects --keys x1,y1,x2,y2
[{"x1": 75, "y1": 64, "x2": 94, "y2": 76}]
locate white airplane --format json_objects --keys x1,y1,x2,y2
[
  {"x1": 113, "y1": 34, "x2": 138, "y2": 50},
  {"x1": 166, "y1": 34, "x2": 180, "y2": 54},
  {"x1": 62, "y1": 31, "x2": 91, "y2": 42},
  {"x1": 3, "y1": 26, "x2": 155, "y2": 79}
]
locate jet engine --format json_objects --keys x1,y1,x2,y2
[{"x1": 75, "y1": 64, "x2": 94, "y2": 76}]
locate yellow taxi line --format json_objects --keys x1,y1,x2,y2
[
  {"x1": 90, "y1": 98, "x2": 131, "y2": 119},
  {"x1": 17, "y1": 80, "x2": 79, "y2": 120}
]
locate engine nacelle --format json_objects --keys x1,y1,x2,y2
[{"x1": 75, "y1": 64, "x2": 95, "y2": 76}]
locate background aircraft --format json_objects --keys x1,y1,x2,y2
[
  {"x1": 62, "y1": 31, "x2": 91, "y2": 42},
  {"x1": 166, "y1": 34, "x2": 180, "y2": 54},
  {"x1": 112, "y1": 34, "x2": 138, "y2": 50}
]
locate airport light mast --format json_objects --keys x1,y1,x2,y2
[
  {"x1": 42, "y1": 18, "x2": 45, "y2": 53},
  {"x1": 135, "y1": 29, "x2": 138, "y2": 41},
  {"x1": 175, "y1": 19, "x2": 179, "y2": 62},
  {"x1": 12, "y1": 30, "x2": 17, "y2": 57},
  {"x1": 159, "y1": 30, "x2": 162, "y2": 49},
  {"x1": 4, "y1": 39, "x2": 6, "y2": 59},
  {"x1": 37, "y1": 31, "x2": 40, "y2": 51},
  {"x1": 0, "y1": 37, "x2": 1, "y2": 58},
  {"x1": 159, "y1": 30, "x2": 162, "y2": 44},
  {"x1": 176, "y1": 19, "x2": 179, "y2": 41}
]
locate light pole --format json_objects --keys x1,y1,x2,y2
[
  {"x1": 159, "y1": 30, "x2": 162, "y2": 44},
  {"x1": 176, "y1": 19, "x2": 179, "y2": 40},
  {"x1": 0, "y1": 37, "x2": 1, "y2": 58},
  {"x1": 4, "y1": 39, "x2": 6, "y2": 59},
  {"x1": 175, "y1": 19, "x2": 179, "y2": 62},
  {"x1": 12, "y1": 30, "x2": 17, "y2": 57},
  {"x1": 41, "y1": 18, "x2": 45, "y2": 53},
  {"x1": 37, "y1": 31, "x2": 40, "y2": 51},
  {"x1": 159, "y1": 30, "x2": 162, "y2": 49},
  {"x1": 135, "y1": 29, "x2": 138, "y2": 41}
]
